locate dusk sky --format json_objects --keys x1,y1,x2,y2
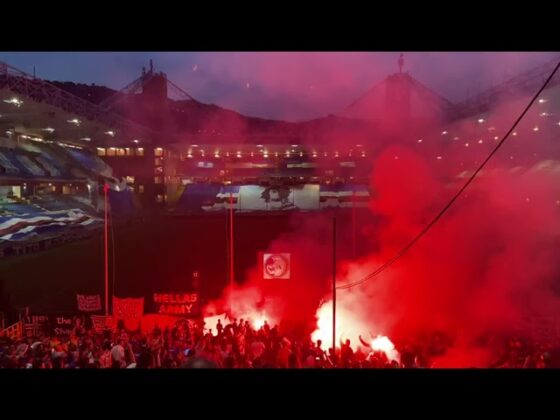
[{"x1": 1, "y1": 52, "x2": 558, "y2": 121}]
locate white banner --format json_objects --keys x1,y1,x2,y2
[{"x1": 263, "y1": 253, "x2": 291, "y2": 279}]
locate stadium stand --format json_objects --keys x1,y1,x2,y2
[
  {"x1": 0, "y1": 151, "x2": 20, "y2": 175},
  {"x1": 66, "y1": 149, "x2": 112, "y2": 177}
]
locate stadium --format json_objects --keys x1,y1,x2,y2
[{"x1": 2, "y1": 53, "x2": 560, "y2": 368}]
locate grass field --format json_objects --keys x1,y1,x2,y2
[{"x1": 0, "y1": 211, "x2": 374, "y2": 316}]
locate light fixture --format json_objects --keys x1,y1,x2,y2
[
  {"x1": 104, "y1": 130, "x2": 115, "y2": 137},
  {"x1": 477, "y1": 118, "x2": 485, "y2": 123},
  {"x1": 3, "y1": 97, "x2": 23, "y2": 107},
  {"x1": 42, "y1": 127, "x2": 55, "y2": 133},
  {"x1": 67, "y1": 118, "x2": 81, "y2": 126}
]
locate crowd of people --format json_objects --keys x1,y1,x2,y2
[{"x1": 0, "y1": 317, "x2": 557, "y2": 368}]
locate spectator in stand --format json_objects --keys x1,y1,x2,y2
[{"x1": 110, "y1": 338, "x2": 126, "y2": 368}]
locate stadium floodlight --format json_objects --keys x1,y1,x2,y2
[
  {"x1": 3, "y1": 97, "x2": 23, "y2": 107},
  {"x1": 67, "y1": 118, "x2": 81, "y2": 126},
  {"x1": 81, "y1": 137, "x2": 91, "y2": 142},
  {"x1": 104, "y1": 130, "x2": 115, "y2": 137},
  {"x1": 42, "y1": 127, "x2": 55, "y2": 133}
]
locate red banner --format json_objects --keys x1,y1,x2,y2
[
  {"x1": 77, "y1": 294, "x2": 102, "y2": 312},
  {"x1": 91, "y1": 315, "x2": 114, "y2": 333},
  {"x1": 113, "y1": 297, "x2": 144, "y2": 331}
]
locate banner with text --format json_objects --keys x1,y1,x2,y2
[
  {"x1": 153, "y1": 293, "x2": 200, "y2": 317},
  {"x1": 113, "y1": 297, "x2": 144, "y2": 331},
  {"x1": 76, "y1": 294, "x2": 102, "y2": 312}
]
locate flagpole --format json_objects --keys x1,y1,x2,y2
[
  {"x1": 352, "y1": 190, "x2": 357, "y2": 259},
  {"x1": 332, "y1": 216, "x2": 336, "y2": 354},
  {"x1": 229, "y1": 191, "x2": 234, "y2": 314},
  {"x1": 104, "y1": 183, "x2": 109, "y2": 317}
]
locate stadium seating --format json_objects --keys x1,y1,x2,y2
[
  {"x1": 67, "y1": 149, "x2": 112, "y2": 177},
  {"x1": 35, "y1": 156, "x2": 63, "y2": 177},
  {"x1": 0, "y1": 151, "x2": 21, "y2": 175},
  {"x1": 0, "y1": 203, "x2": 43, "y2": 215},
  {"x1": 16, "y1": 155, "x2": 46, "y2": 177}
]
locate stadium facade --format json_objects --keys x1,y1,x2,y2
[{"x1": 1, "y1": 56, "x2": 560, "y2": 258}]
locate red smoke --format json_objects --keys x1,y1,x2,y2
[{"x1": 200, "y1": 58, "x2": 560, "y2": 367}]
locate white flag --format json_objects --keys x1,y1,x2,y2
[{"x1": 263, "y1": 253, "x2": 291, "y2": 279}]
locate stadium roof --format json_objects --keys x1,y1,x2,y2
[{"x1": 0, "y1": 61, "x2": 154, "y2": 150}]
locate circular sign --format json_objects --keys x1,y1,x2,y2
[{"x1": 264, "y1": 254, "x2": 289, "y2": 278}]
